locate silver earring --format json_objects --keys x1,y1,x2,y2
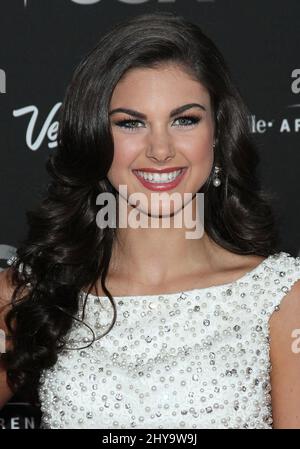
[{"x1": 213, "y1": 165, "x2": 221, "y2": 187}]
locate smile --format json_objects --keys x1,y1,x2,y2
[
  {"x1": 135, "y1": 169, "x2": 183, "y2": 183},
  {"x1": 132, "y1": 167, "x2": 188, "y2": 191}
]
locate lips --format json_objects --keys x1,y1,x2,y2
[
  {"x1": 132, "y1": 167, "x2": 188, "y2": 192},
  {"x1": 133, "y1": 166, "x2": 187, "y2": 174}
]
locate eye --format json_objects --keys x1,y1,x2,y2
[
  {"x1": 112, "y1": 114, "x2": 202, "y2": 132},
  {"x1": 173, "y1": 115, "x2": 202, "y2": 127},
  {"x1": 113, "y1": 119, "x2": 144, "y2": 131}
]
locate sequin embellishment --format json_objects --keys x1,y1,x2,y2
[{"x1": 38, "y1": 252, "x2": 300, "y2": 429}]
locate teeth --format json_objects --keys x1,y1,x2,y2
[{"x1": 136, "y1": 169, "x2": 183, "y2": 183}]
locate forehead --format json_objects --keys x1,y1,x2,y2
[{"x1": 110, "y1": 64, "x2": 210, "y2": 107}]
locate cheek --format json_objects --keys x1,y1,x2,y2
[
  {"x1": 179, "y1": 136, "x2": 214, "y2": 187},
  {"x1": 106, "y1": 137, "x2": 139, "y2": 184},
  {"x1": 111, "y1": 132, "x2": 142, "y2": 165},
  {"x1": 180, "y1": 133, "x2": 214, "y2": 165}
]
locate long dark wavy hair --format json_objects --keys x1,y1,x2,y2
[{"x1": 1, "y1": 11, "x2": 279, "y2": 404}]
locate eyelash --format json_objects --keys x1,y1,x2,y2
[{"x1": 113, "y1": 115, "x2": 202, "y2": 131}]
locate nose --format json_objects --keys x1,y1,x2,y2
[{"x1": 145, "y1": 127, "x2": 175, "y2": 163}]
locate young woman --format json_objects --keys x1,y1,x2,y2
[{"x1": 1, "y1": 11, "x2": 300, "y2": 429}]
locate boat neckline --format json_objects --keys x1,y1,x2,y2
[{"x1": 79, "y1": 252, "x2": 280, "y2": 300}]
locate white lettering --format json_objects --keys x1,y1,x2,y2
[
  {"x1": 249, "y1": 115, "x2": 268, "y2": 134},
  {"x1": 13, "y1": 102, "x2": 61, "y2": 150},
  {"x1": 69, "y1": 0, "x2": 212, "y2": 4},
  {"x1": 0, "y1": 329, "x2": 6, "y2": 354},
  {"x1": 11, "y1": 417, "x2": 20, "y2": 429},
  {"x1": 95, "y1": 187, "x2": 204, "y2": 239},
  {"x1": 0, "y1": 68, "x2": 6, "y2": 93},
  {"x1": 280, "y1": 118, "x2": 291, "y2": 133},
  {"x1": 291, "y1": 329, "x2": 300, "y2": 354},
  {"x1": 24, "y1": 417, "x2": 35, "y2": 429},
  {"x1": 291, "y1": 69, "x2": 300, "y2": 94}
]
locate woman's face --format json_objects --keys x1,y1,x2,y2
[{"x1": 107, "y1": 64, "x2": 215, "y2": 217}]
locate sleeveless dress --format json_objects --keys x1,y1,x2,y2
[{"x1": 38, "y1": 251, "x2": 300, "y2": 429}]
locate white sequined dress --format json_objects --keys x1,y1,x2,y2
[{"x1": 38, "y1": 251, "x2": 300, "y2": 429}]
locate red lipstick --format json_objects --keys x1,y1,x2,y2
[
  {"x1": 133, "y1": 166, "x2": 186, "y2": 173},
  {"x1": 132, "y1": 167, "x2": 188, "y2": 192}
]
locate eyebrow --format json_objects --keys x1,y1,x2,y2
[{"x1": 109, "y1": 103, "x2": 206, "y2": 119}]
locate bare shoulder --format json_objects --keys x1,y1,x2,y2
[
  {"x1": 269, "y1": 277, "x2": 300, "y2": 333},
  {"x1": 0, "y1": 267, "x2": 15, "y2": 315},
  {"x1": 0, "y1": 268, "x2": 16, "y2": 409},
  {"x1": 0, "y1": 267, "x2": 16, "y2": 354},
  {"x1": 0, "y1": 266, "x2": 30, "y2": 342},
  {"x1": 269, "y1": 278, "x2": 300, "y2": 428},
  {"x1": 235, "y1": 253, "x2": 266, "y2": 271},
  {"x1": 269, "y1": 276, "x2": 300, "y2": 353},
  {"x1": 212, "y1": 248, "x2": 267, "y2": 280},
  {"x1": 0, "y1": 267, "x2": 21, "y2": 325}
]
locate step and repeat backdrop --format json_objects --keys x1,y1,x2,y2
[{"x1": 0, "y1": 0, "x2": 299, "y2": 429}]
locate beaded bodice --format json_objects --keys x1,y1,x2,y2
[{"x1": 38, "y1": 252, "x2": 300, "y2": 429}]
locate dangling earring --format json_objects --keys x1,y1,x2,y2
[
  {"x1": 213, "y1": 165, "x2": 222, "y2": 187},
  {"x1": 212, "y1": 141, "x2": 222, "y2": 187}
]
